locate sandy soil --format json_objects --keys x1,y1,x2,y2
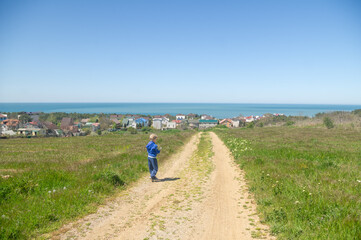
[{"x1": 52, "y1": 132, "x2": 274, "y2": 240}]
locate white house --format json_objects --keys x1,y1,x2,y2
[
  {"x1": 232, "y1": 119, "x2": 240, "y2": 128},
  {"x1": 161, "y1": 117, "x2": 169, "y2": 126},
  {"x1": 176, "y1": 114, "x2": 186, "y2": 120},
  {"x1": 152, "y1": 119, "x2": 162, "y2": 130},
  {"x1": 166, "y1": 121, "x2": 176, "y2": 129}
]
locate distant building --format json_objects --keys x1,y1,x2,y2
[
  {"x1": 201, "y1": 114, "x2": 213, "y2": 120},
  {"x1": 166, "y1": 121, "x2": 176, "y2": 129},
  {"x1": 188, "y1": 119, "x2": 199, "y2": 129},
  {"x1": 199, "y1": 119, "x2": 218, "y2": 129},
  {"x1": 81, "y1": 118, "x2": 90, "y2": 124},
  {"x1": 0, "y1": 114, "x2": 7, "y2": 122},
  {"x1": 152, "y1": 119, "x2": 162, "y2": 130},
  {"x1": 187, "y1": 113, "x2": 197, "y2": 119},
  {"x1": 2, "y1": 119, "x2": 20, "y2": 130},
  {"x1": 231, "y1": 119, "x2": 240, "y2": 128},
  {"x1": 17, "y1": 127, "x2": 45, "y2": 136},
  {"x1": 60, "y1": 117, "x2": 78, "y2": 133},
  {"x1": 176, "y1": 114, "x2": 186, "y2": 120},
  {"x1": 220, "y1": 119, "x2": 233, "y2": 128},
  {"x1": 135, "y1": 118, "x2": 149, "y2": 127}
]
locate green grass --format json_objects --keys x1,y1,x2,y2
[
  {"x1": 0, "y1": 131, "x2": 194, "y2": 239},
  {"x1": 214, "y1": 127, "x2": 361, "y2": 240}
]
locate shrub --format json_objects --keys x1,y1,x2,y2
[
  {"x1": 323, "y1": 117, "x2": 334, "y2": 129},
  {"x1": 247, "y1": 122, "x2": 255, "y2": 128},
  {"x1": 128, "y1": 127, "x2": 137, "y2": 134},
  {"x1": 285, "y1": 120, "x2": 295, "y2": 126}
]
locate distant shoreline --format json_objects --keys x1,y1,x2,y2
[{"x1": 1, "y1": 103, "x2": 361, "y2": 118}]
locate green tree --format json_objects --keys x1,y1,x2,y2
[
  {"x1": 19, "y1": 114, "x2": 32, "y2": 123},
  {"x1": 323, "y1": 117, "x2": 334, "y2": 129}
]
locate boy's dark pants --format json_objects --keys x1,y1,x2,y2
[{"x1": 148, "y1": 157, "x2": 158, "y2": 178}]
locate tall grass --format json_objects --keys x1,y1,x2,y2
[
  {"x1": 215, "y1": 127, "x2": 361, "y2": 239},
  {"x1": 0, "y1": 131, "x2": 194, "y2": 239}
]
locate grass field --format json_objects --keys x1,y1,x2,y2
[
  {"x1": 0, "y1": 130, "x2": 194, "y2": 239},
  {"x1": 215, "y1": 127, "x2": 361, "y2": 239}
]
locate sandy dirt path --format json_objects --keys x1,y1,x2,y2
[{"x1": 52, "y1": 132, "x2": 273, "y2": 240}]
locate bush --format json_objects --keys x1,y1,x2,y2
[
  {"x1": 247, "y1": 122, "x2": 255, "y2": 129},
  {"x1": 96, "y1": 129, "x2": 102, "y2": 135},
  {"x1": 94, "y1": 171, "x2": 125, "y2": 187},
  {"x1": 128, "y1": 127, "x2": 137, "y2": 134},
  {"x1": 323, "y1": 117, "x2": 334, "y2": 129},
  {"x1": 285, "y1": 120, "x2": 295, "y2": 126}
]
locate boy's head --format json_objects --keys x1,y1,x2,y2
[{"x1": 150, "y1": 134, "x2": 158, "y2": 142}]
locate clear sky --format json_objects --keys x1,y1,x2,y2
[{"x1": 0, "y1": 0, "x2": 360, "y2": 104}]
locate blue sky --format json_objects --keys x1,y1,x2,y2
[{"x1": 0, "y1": 0, "x2": 360, "y2": 104}]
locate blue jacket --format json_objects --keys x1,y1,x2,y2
[{"x1": 146, "y1": 141, "x2": 160, "y2": 158}]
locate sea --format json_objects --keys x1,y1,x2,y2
[{"x1": 0, "y1": 103, "x2": 360, "y2": 119}]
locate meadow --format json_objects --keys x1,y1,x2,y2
[
  {"x1": 0, "y1": 130, "x2": 194, "y2": 239},
  {"x1": 215, "y1": 127, "x2": 361, "y2": 239}
]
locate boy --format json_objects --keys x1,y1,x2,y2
[{"x1": 146, "y1": 134, "x2": 161, "y2": 182}]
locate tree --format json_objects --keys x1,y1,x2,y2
[
  {"x1": 323, "y1": 117, "x2": 334, "y2": 129},
  {"x1": 19, "y1": 114, "x2": 32, "y2": 123}
]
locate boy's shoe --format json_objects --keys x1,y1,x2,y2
[{"x1": 151, "y1": 176, "x2": 159, "y2": 182}]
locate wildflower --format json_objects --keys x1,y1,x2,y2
[
  {"x1": 267, "y1": 174, "x2": 270, "y2": 177},
  {"x1": 94, "y1": 166, "x2": 97, "y2": 169},
  {"x1": 276, "y1": 181, "x2": 279, "y2": 183},
  {"x1": 302, "y1": 189, "x2": 306, "y2": 192},
  {"x1": 357, "y1": 180, "x2": 361, "y2": 183},
  {"x1": 63, "y1": 187, "x2": 67, "y2": 190},
  {"x1": 53, "y1": 189, "x2": 56, "y2": 192},
  {"x1": 309, "y1": 193, "x2": 312, "y2": 196},
  {"x1": 1, "y1": 215, "x2": 5, "y2": 218},
  {"x1": 294, "y1": 201, "x2": 300, "y2": 204},
  {"x1": 48, "y1": 191, "x2": 51, "y2": 194}
]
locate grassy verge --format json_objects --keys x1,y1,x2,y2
[
  {"x1": 0, "y1": 131, "x2": 194, "y2": 239},
  {"x1": 214, "y1": 127, "x2": 361, "y2": 239}
]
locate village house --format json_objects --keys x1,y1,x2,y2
[
  {"x1": 0, "y1": 114, "x2": 8, "y2": 122},
  {"x1": 60, "y1": 117, "x2": 78, "y2": 135},
  {"x1": 173, "y1": 120, "x2": 182, "y2": 127},
  {"x1": 176, "y1": 114, "x2": 186, "y2": 120},
  {"x1": 110, "y1": 118, "x2": 120, "y2": 125},
  {"x1": 166, "y1": 121, "x2": 176, "y2": 129},
  {"x1": 231, "y1": 118, "x2": 240, "y2": 128},
  {"x1": 17, "y1": 127, "x2": 45, "y2": 136},
  {"x1": 187, "y1": 113, "x2": 197, "y2": 119},
  {"x1": 127, "y1": 118, "x2": 137, "y2": 128},
  {"x1": 42, "y1": 121, "x2": 58, "y2": 136},
  {"x1": 201, "y1": 114, "x2": 213, "y2": 120},
  {"x1": 188, "y1": 119, "x2": 199, "y2": 129},
  {"x1": 135, "y1": 117, "x2": 149, "y2": 127},
  {"x1": 220, "y1": 118, "x2": 233, "y2": 128},
  {"x1": 81, "y1": 118, "x2": 90, "y2": 125},
  {"x1": 244, "y1": 116, "x2": 255, "y2": 122},
  {"x1": 152, "y1": 119, "x2": 162, "y2": 130},
  {"x1": 199, "y1": 119, "x2": 218, "y2": 129},
  {"x1": 2, "y1": 119, "x2": 20, "y2": 130},
  {"x1": 92, "y1": 123, "x2": 100, "y2": 132}
]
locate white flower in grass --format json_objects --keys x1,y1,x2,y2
[
  {"x1": 53, "y1": 189, "x2": 56, "y2": 192},
  {"x1": 309, "y1": 193, "x2": 312, "y2": 196},
  {"x1": 294, "y1": 201, "x2": 300, "y2": 204},
  {"x1": 357, "y1": 180, "x2": 361, "y2": 183},
  {"x1": 1, "y1": 215, "x2": 5, "y2": 218},
  {"x1": 63, "y1": 187, "x2": 67, "y2": 190},
  {"x1": 48, "y1": 191, "x2": 51, "y2": 194}
]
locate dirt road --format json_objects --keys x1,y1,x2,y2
[{"x1": 53, "y1": 132, "x2": 273, "y2": 240}]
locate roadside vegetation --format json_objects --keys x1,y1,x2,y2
[
  {"x1": 255, "y1": 109, "x2": 361, "y2": 129},
  {"x1": 0, "y1": 130, "x2": 194, "y2": 239},
  {"x1": 215, "y1": 127, "x2": 361, "y2": 239}
]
